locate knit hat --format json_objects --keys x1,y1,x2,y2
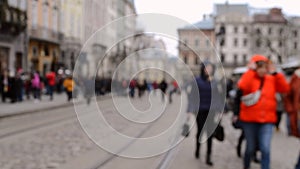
[{"x1": 251, "y1": 54, "x2": 268, "y2": 63}]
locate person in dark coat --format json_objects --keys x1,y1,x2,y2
[
  {"x1": 187, "y1": 61, "x2": 222, "y2": 166},
  {"x1": 159, "y1": 79, "x2": 168, "y2": 102}
]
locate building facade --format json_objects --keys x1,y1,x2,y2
[
  {"x1": 27, "y1": 0, "x2": 61, "y2": 75},
  {"x1": 0, "y1": 0, "x2": 27, "y2": 73},
  {"x1": 252, "y1": 8, "x2": 288, "y2": 64},
  {"x1": 59, "y1": 0, "x2": 84, "y2": 71},
  {"x1": 214, "y1": 3, "x2": 252, "y2": 71},
  {"x1": 178, "y1": 15, "x2": 215, "y2": 75}
]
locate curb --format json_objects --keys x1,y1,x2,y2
[{"x1": 0, "y1": 95, "x2": 111, "y2": 119}]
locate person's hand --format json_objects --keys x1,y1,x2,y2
[
  {"x1": 247, "y1": 61, "x2": 256, "y2": 70},
  {"x1": 268, "y1": 61, "x2": 276, "y2": 74},
  {"x1": 232, "y1": 115, "x2": 238, "y2": 123},
  {"x1": 187, "y1": 112, "x2": 193, "y2": 122}
]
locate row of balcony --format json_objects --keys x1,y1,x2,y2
[
  {"x1": 29, "y1": 26, "x2": 63, "y2": 44},
  {"x1": 0, "y1": 1, "x2": 27, "y2": 36}
]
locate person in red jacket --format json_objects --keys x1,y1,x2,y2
[
  {"x1": 284, "y1": 67, "x2": 300, "y2": 169},
  {"x1": 46, "y1": 70, "x2": 56, "y2": 101},
  {"x1": 233, "y1": 55, "x2": 289, "y2": 169}
]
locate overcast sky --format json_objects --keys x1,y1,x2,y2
[{"x1": 134, "y1": 0, "x2": 299, "y2": 56}]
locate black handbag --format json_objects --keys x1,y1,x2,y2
[
  {"x1": 232, "y1": 119, "x2": 243, "y2": 129},
  {"x1": 181, "y1": 123, "x2": 190, "y2": 137},
  {"x1": 213, "y1": 124, "x2": 225, "y2": 141}
]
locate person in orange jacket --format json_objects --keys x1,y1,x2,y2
[
  {"x1": 233, "y1": 54, "x2": 289, "y2": 169},
  {"x1": 284, "y1": 67, "x2": 300, "y2": 169},
  {"x1": 63, "y1": 76, "x2": 74, "y2": 102}
]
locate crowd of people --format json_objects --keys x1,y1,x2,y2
[
  {"x1": 185, "y1": 54, "x2": 300, "y2": 169},
  {"x1": 0, "y1": 69, "x2": 112, "y2": 104},
  {"x1": 128, "y1": 78, "x2": 179, "y2": 102}
]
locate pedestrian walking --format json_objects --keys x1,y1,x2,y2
[
  {"x1": 233, "y1": 55, "x2": 289, "y2": 169},
  {"x1": 31, "y1": 72, "x2": 41, "y2": 102},
  {"x1": 63, "y1": 75, "x2": 74, "y2": 102},
  {"x1": 129, "y1": 79, "x2": 137, "y2": 98},
  {"x1": 186, "y1": 61, "x2": 222, "y2": 166},
  {"x1": 46, "y1": 70, "x2": 56, "y2": 101},
  {"x1": 159, "y1": 79, "x2": 168, "y2": 102},
  {"x1": 168, "y1": 80, "x2": 179, "y2": 103},
  {"x1": 1, "y1": 70, "x2": 10, "y2": 103},
  {"x1": 284, "y1": 67, "x2": 300, "y2": 169},
  {"x1": 84, "y1": 78, "x2": 94, "y2": 105}
]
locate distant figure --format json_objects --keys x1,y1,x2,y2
[
  {"x1": 159, "y1": 79, "x2": 168, "y2": 102},
  {"x1": 152, "y1": 80, "x2": 158, "y2": 95},
  {"x1": 84, "y1": 78, "x2": 94, "y2": 105},
  {"x1": 0, "y1": 70, "x2": 10, "y2": 103},
  {"x1": 169, "y1": 80, "x2": 179, "y2": 103},
  {"x1": 63, "y1": 76, "x2": 74, "y2": 102},
  {"x1": 46, "y1": 70, "x2": 56, "y2": 101},
  {"x1": 129, "y1": 79, "x2": 137, "y2": 98},
  {"x1": 31, "y1": 72, "x2": 41, "y2": 102}
]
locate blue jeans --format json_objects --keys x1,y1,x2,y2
[
  {"x1": 296, "y1": 151, "x2": 300, "y2": 169},
  {"x1": 243, "y1": 122, "x2": 274, "y2": 169}
]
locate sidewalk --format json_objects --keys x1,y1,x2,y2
[
  {"x1": 0, "y1": 94, "x2": 75, "y2": 118},
  {"x1": 0, "y1": 93, "x2": 111, "y2": 118},
  {"x1": 169, "y1": 112, "x2": 300, "y2": 169}
]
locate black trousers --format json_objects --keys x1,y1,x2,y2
[{"x1": 196, "y1": 110, "x2": 213, "y2": 157}]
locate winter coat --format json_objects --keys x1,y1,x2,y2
[
  {"x1": 63, "y1": 78, "x2": 74, "y2": 92},
  {"x1": 46, "y1": 72, "x2": 56, "y2": 86},
  {"x1": 284, "y1": 70, "x2": 300, "y2": 137},
  {"x1": 31, "y1": 73, "x2": 40, "y2": 89},
  {"x1": 238, "y1": 69, "x2": 289, "y2": 123}
]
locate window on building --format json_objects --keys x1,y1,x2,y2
[
  {"x1": 279, "y1": 28, "x2": 284, "y2": 35},
  {"x1": 294, "y1": 42, "x2": 298, "y2": 49},
  {"x1": 234, "y1": 26, "x2": 238, "y2": 33},
  {"x1": 278, "y1": 40, "x2": 283, "y2": 47},
  {"x1": 44, "y1": 45, "x2": 49, "y2": 56},
  {"x1": 234, "y1": 54, "x2": 238, "y2": 65},
  {"x1": 243, "y1": 38, "x2": 247, "y2": 47},
  {"x1": 32, "y1": 0, "x2": 38, "y2": 29},
  {"x1": 184, "y1": 56, "x2": 187, "y2": 64},
  {"x1": 220, "y1": 38, "x2": 225, "y2": 47},
  {"x1": 234, "y1": 38, "x2": 238, "y2": 47},
  {"x1": 195, "y1": 56, "x2": 199, "y2": 65},
  {"x1": 256, "y1": 28, "x2": 261, "y2": 35},
  {"x1": 256, "y1": 39, "x2": 261, "y2": 48},
  {"x1": 267, "y1": 39, "x2": 271, "y2": 47},
  {"x1": 268, "y1": 27, "x2": 272, "y2": 35},
  {"x1": 32, "y1": 46, "x2": 38, "y2": 57},
  {"x1": 52, "y1": 8, "x2": 58, "y2": 32},
  {"x1": 206, "y1": 40, "x2": 210, "y2": 47},
  {"x1": 195, "y1": 39, "x2": 199, "y2": 47},
  {"x1": 243, "y1": 54, "x2": 247, "y2": 64},
  {"x1": 183, "y1": 39, "x2": 188, "y2": 46},
  {"x1": 294, "y1": 30, "x2": 298, "y2": 37},
  {"x1": 43, "y1": 2, "x2": 49, "y2": 28},
  {"x1": 221, "y1": 53, "x2": 225, "y2": 63},
  {"x1": 244, "y1": 26, "x2": 248, "y2": 34}
]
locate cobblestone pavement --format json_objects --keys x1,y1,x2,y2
[
  {"x1": 168, "y1": 112, "x2": 300, "y2": 169},
  {"x1": 0, "y1": 93, "x2": 299, "y2": 169}
]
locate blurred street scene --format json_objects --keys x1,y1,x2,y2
[{"x1": 0, "y1": 0, "x2": 300, "y2": 169}]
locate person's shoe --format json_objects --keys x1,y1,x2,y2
[
  {"x1": 206, "y1": 159, "x2": 213, "y2": 166},
  {"x1": 206, "y1": 156, "x2": 213, "y2": 166},
  {"x1": 195, "y1": 151, "x2": 199, "y2": 159},
  {"x1": 253, "y1": 157, "x2": 260, "y2": 163}
]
